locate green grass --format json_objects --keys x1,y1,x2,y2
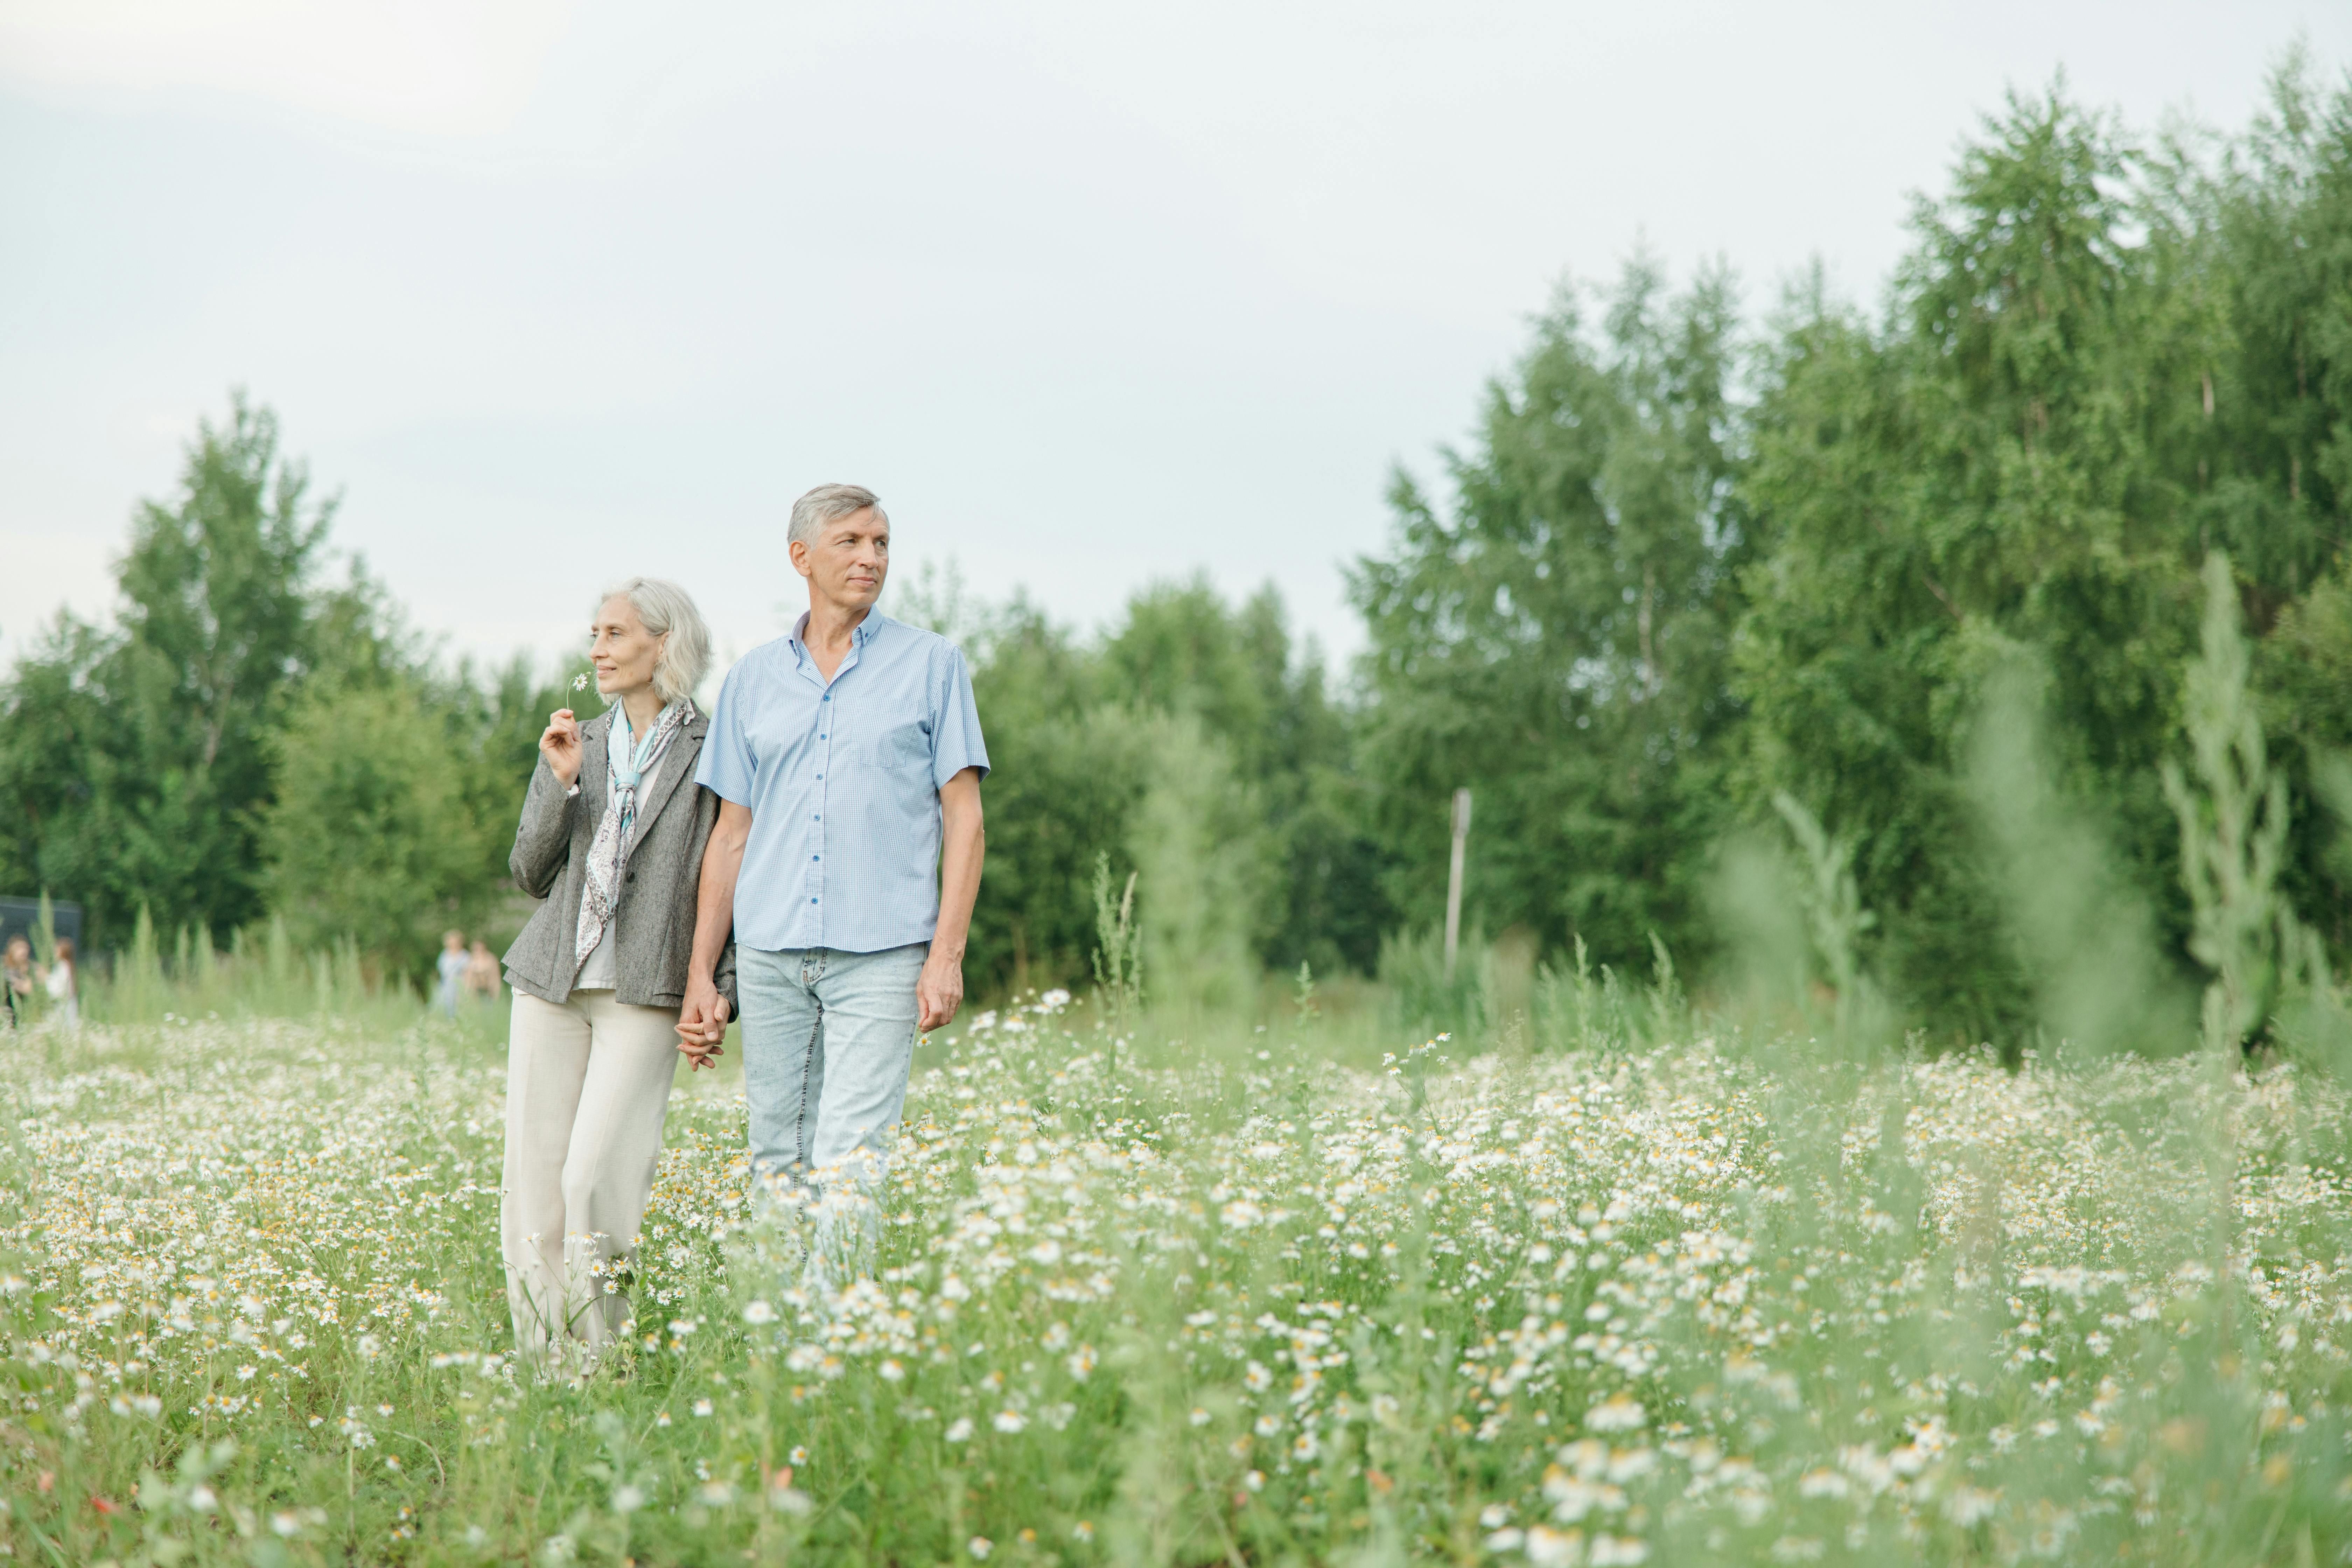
[{"x1": 2, "y1": 978, "x2": 2350, "y2": 1566}]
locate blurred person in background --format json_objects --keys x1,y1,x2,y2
[
  {"x1": 677, "y1": 484, "x2": 986, "y2": 1289},
  {"x1": 498, "y1": 576, "x2": 736, "y2": 1378},
  {"x1": 464, "y1": 938, "x2": 501, "y2": 1004},
  {"x1": 45, "y1": 938, "x2": 77, "y2": 1028},
  {"x1": 3, "y1": 935, "x2": 35, "y2": 1028},
  {"x1": 435, "y1": 929, "x2": 468, "y2": 1016}
]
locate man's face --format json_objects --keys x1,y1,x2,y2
[{"x1": 791, "y1": 507, "x2": 889, "y2": 612}]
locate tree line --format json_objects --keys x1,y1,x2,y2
[
  {"x1": 8, "y1": 61, "x2": 2352, "y2": 1042},
  {"x1": 0, "y1": 398, "x2": 576, "y2": 972},
  {"x1": 1355, "y1": 59, "x2": 2352, "y2": 1042}
]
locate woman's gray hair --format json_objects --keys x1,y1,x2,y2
[
  {"x1": 788, "y1": 483, "x2": 887, "y2": 548},
  {"x1": 598, "y1": 576, "x2": 712, "y2": 706}
]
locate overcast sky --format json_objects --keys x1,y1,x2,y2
[{"x1": 5, "y1": 1, "x2": 2347, "y2": 680}]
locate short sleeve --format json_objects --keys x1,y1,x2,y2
[
  {"x1": 696, "y1": 662, "x2": 760, "y2": 805},
  {"x1": 930, "y1": 645, "x2": 990, "y2": 788}
]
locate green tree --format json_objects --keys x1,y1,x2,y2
[
  {"x1": 2263, "y1": 565, "x2": 2352, "y2": 949},
  {"x1": 2226, "y1": 57, "x2": 2352, "y2": 951},
  {"x1": 1348, "y1": 256, "x2": 1746, "y2": 973},
  {"x1": 0, "y1": 395, "x2": 378, "y2": 944},
  {"x1": 948, "y1": 575, "x2": 1387, "y2": 997},
  {"x1": 1104, "y1": 577, "x2": 1385, "y2": 974},
  {"x1": 2204, "y1": 49, "x2": 2352, "y2": 597},
  {"x1": 263, "y1": 643, "x2": 577, "y2": 970},
  {"x1": 1129, "y1": 713, "x2": 1261, "y2": 1018},
  {"x1": 961, "y1": 598, "x2": 1154, "y2": 992},
  {"x1": 442, "y1": 652, "x2": 587, "y2": 940},
  {"x1": 1, "y1": 394, "x2": 568, "y2": 975},
  {"x1": 263, "y1": 677, "x2": 496, "y2": 964},
  {"x1": 1732, "y1": 88, "x2": 2215, "y2": 1032}
]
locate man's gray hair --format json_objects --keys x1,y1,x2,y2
[
  {"x1": 598, "y1": 576, "x2": 712, "y2": 706},
  {"x1": 788, "y1": 483, "x2": 887, "y2": 549}
]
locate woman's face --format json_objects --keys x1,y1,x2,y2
[
  {"x1": 5, "y1": 937, "x2": 27, "y2": 967},
  {"x1": 590, "y1": 596, "x2": 666, "y2": 704}
]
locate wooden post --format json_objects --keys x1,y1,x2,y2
[{"x1": 1443, "y1": 788, "x2": 1471, "y2": 978}]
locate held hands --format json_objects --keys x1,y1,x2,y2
[
  {"x1": 540, "y1": 709, "x2": 584, "y2": 788},
  {"x1": 675, "y1": 971, "x2": 730, "y2": 1071},
  {"x1": 668, "y1": 959, "x2": 959, "y2": 1063},
  {"x1": 917, "y1": 951, "x2": 965, "y2": 1034}
]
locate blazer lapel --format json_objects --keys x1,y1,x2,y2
[
  {"x1": 579, "y1": 712, "x2": 612, "y2": 833},
  {"x1": 628, "y1": 713, "x2": 704, "y2": 836}
]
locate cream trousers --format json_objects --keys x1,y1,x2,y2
[{"x1": 499, "y1": 988, "x2": 681, "y2": 1373}]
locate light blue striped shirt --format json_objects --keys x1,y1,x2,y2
[{"x1": 696, "y1": 612, "x2": 989, "y2": 954}]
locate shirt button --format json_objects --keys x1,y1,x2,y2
[
  {"x1": 822, "y1": 694, "x2": 831, "y2": 702},
  {"x1": 810, "y1": 897, "x2": 818, "y2": 904}
]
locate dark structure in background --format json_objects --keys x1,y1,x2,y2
[{"x1": 0, "y1": 898, "x2": 82, "y2": 952}]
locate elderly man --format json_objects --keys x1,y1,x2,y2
[{"x1": 678, "y1": 483, "x2": 987, "y2": 1266}]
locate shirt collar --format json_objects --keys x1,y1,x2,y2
[
  {"x1": 788, "y1": 611, "x2": 887, "y2": 685},
  {"x1": 788, "y1": 610, "x2": 886, "y2": 652}
]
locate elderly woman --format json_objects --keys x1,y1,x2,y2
[{"x1": 500, "y1": 577, "x2": 735, "y2": 1375}]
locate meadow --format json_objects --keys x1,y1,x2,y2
[
  {"x1": 2, "y1": 945, "x2": 2349, "y2": 1568},
  {"x1": 15, "y1": 51, "x2": 2352, "y2": 1568}
]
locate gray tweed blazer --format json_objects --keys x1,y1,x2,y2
[{"x1": 500, "y1": 709, "x2": 736, "y2": 1012}]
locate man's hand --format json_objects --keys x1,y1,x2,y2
[
  {"x1": 675, "y1": 972, "x2": 730, "y2": 1069},
  {"x1": 917, "y1": 951, "x2": 964, "y2": 1035}
]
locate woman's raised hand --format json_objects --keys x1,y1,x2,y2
[{"x1": 540, "y1": 708, "x2": 584, "y2": 787}]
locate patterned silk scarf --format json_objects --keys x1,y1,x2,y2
[{"x1": 574, "y1": 699, "x2": 693, "y2": 969}]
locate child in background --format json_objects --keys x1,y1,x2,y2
[
  {"x1": 435, "y1": 930, "x2": 468, "y2": 1016},
  {"x1": 463, "y1": 938, "x2": 502, "y2": 1005},
  {"x1": 45, "y1": 937, "x2": 77, "y2": 1028}
]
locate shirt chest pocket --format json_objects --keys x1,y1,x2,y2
[{"x1": 859, "y1": 717, "x2": 932, "y2": 772}]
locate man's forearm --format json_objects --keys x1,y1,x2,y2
[
  {"x1": 691, "y1": 815, "x2": 748, "y2": 981},
  {"x1": 931, "y1": 779, "x2": 984, "y2": 960}
]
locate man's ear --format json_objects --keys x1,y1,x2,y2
[{"x1": 788, "y1": 539, "x2": 812, "y2": 578}]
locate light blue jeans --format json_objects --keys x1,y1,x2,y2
[{"x1": 737, "y1": 943, "x2": 927, "y2": 1242}]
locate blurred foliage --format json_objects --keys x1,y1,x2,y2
[
  {"x1": 265, "y1": 677, "x2": 496, "y2": 960},
  {"x1": 1346, "y1": 58, "x2": 2352, "y2": 1043},
  {"x1": 910, "y1": 575, "x2": 1387, "y2": 997},
  {"x1": 1720, "y1": 63, "x2": 2352, "y2": 1038}
]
